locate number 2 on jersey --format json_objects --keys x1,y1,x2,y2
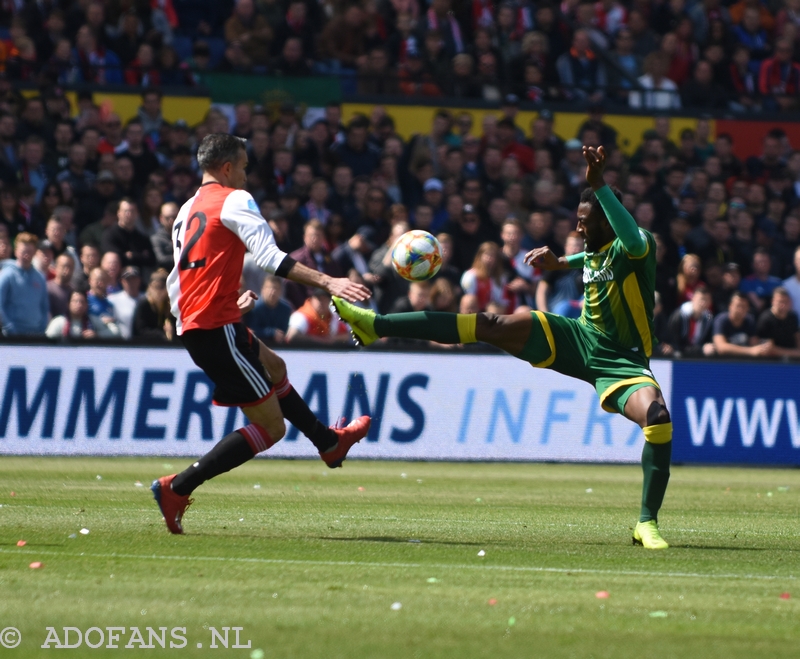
[{"x1": 174, "y1": 211, "x2": 207, "y2": 270}]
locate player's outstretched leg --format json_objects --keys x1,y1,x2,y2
[
  {"x1": 152, "y1": 396, "x2": 285, "y2": 534},
  {"x1": 624, "y1": 388, "x2": 672, "y2": 550},
  {"x1": 331, "y1": 296, "x2": 533, "y2": 355},
  {"x1": 256, "y1": 340, "x2": 370, "y2": 467}
]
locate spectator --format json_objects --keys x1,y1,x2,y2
[
  {"x1": 676, "y1": 253, "x2": 705, "y2": 305},
  {"x1": 430, "y1": 277, "x2": 458, "y2": 313},
  {"x1": 667, "y1": 285, "x2": 716, "y2": 357},
  {"x1": 152, "y1": 201, "x2": 178, "y2": 271},
  {"x1": 733, "y1": 6, "x2": 771, "y2": 62},
  {"x1": 725, "y1": 44, "x2": 760, "y2": 113},
  {"x1": 101, "y1": 198, "x2": 156, "y2": 271},
  {"x1": 56, "y1": 143, "x2": 95, "y2": 198},
  {"x1": 45, "y1": 290, "x2": 120, "y2": 339},
  {"x1": 224, "y1": 0, "x2": 273, "y2": 68},
  {"x1": 285, "y1": 288, "x2": 348, "y2": 344},
  {"x1": 274, "y1": 37, "x2": 313, "y2": 76},
  {"x1": 629, "y1": 52, "x2": 682, "y2": 109},
  {"x1": 284, "y1": 219, "x2": 343, "y2": 309},
  {"x1": 712, "y1": 290, "x2": 771, "y2": 357},
  {"x1": 0, "y1": 233, "x2": 49, "y2": 336},
  {"x1": 460, "y1": 241, "x2": 507, "y2": 312},
  {"x1": 133, "y1": 269, "x2": 175, "y2": 341},
  {"x1": 272, "y1": 0, "x2": 316, "y2": 60},
  {"x1": 86, "y1": 266, "x2": 116, "y2": 328},
  {"x1": 755, "y1": 287, "x2": 800, "y2": 358},
  {"x1": 681, "y1": 60, "x2": 727, "y2": 109},
  {"x1": 556, "y1": 29, "x2": 607, "y2": 102},
  {"x1": 136, "y1": 91, "x2": 166, "y2": 144},
  {"x1": 536, "y1": 231, "x2": 584, "y2": 317},
  {"x1": 390, "y1": 280, "x2": 433, "y2": 314},
  {"x1": 118, "y1": 121, "x2": 160, "y2": 191},
  {"x1": 332, "y1": 225, "x2": 376, "y2": 283},
  {"x1": 740, "y1": 247, "x2": 782, "y2": 313},
  {"x1": 33, "y1": 239, "x2": 55, "y2": 281},
  {"x1": 332, "y1": 116, "x2": 381, "y2": 178},
  {"x1": 20, "y1": 136, "x2": 51, "y2": 204},
  {"x1": 782, "y1": 245, "x2": 800, "y2": 313},
  {"x1": 73, "y1": 25, "x2": 123, "y2": 84},
  {"x1": 758, "y1": 38, "x2": 800, "y2": 111},
  {"x1": 125, "y1": 43, "x2": 161, "y2": 87},
  {"x1": 500, "y1": 218, "x2": 534, "y2": 310},
  {"x1": 100, "y1": 251, "x2": 122, "y2": 294},
  {"x1": 108, "y1": 265, "x2": 142, "y2": 340},
  {"x1": 244, "y1": 275, "x2": 292, "y2": 344},
  {"x1": 317, "y1": 7, "x2": 366, "y2": 73},
  {"x1": 76, "y1": 171, "x2": 120, "y2": 231},
  {"x1": 47, "y1": 253, "x2": 74, "y2": 319},
  {"x1": 72, "y1": 244, "x2": 100, "y2": 293}
]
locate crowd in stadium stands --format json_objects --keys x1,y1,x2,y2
[
  {"x1": 0, "y1": 0, "x2": 798, "y2": 351},
  {"x1": 0, "y1": 80, "x2": 798, "y2": 355},
  {"x1": 2, "y1": 0, "x2": 800, "y2": 108}
]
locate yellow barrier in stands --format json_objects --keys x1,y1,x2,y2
[
  {"x1": 22, "y1": 89, "x2": 211, "y2": 126},
  {"x1": 343, "y1": 103, "x2": 707, "y2": 155}
]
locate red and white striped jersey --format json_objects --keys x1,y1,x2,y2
[{"x1": 167, "y1": 182, "x2": 289, "y2": 334}]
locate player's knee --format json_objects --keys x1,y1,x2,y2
[
  {"x1": 477, "y1": 312, "x2": 501, "y2": 338},
  {"x1": 265, "y1": 418, "x2": 286, "y2": 442},
  {"x1": 271, "y1": 355, "x2": 287, "y2": 381},
  {"x1": 646, "y1": 401, "x2": 671, "y2": 426}
]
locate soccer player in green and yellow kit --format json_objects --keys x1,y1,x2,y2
[{"x1": 332, "y1": 145, "x2": 672, "y2": 549}]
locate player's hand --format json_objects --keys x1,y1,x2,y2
[
  {"x1": 524, "y1": 247, "x2": 562, "y2": 270},
  {"x1": 326, "y1": 277, "x2": 372, "y2": 302},
  {"x1": 81, "y1": 329, "x2": 96, "y2": 339},
  {"x1": 237, "y1": 290, "x2": 258, "y2": 314},
  {"x1": 273, "y1": 329, "x2": 286, "y2": 343},
  {"x1": 583, "y1": 145, "x2": 607, "y2": 190}
]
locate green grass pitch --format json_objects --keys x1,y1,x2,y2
[{"x1": 0, "y1": 457, "x2": 798, "y2": 659}]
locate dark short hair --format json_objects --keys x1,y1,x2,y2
[
  {"x1": 197, "y1": 134, "x2": 246, "y2": 172},
  {"x1": 579, "y1": 186, "x2": 623, "y2": 218},
  {"x1": 730, "y1": 290, "x2": 748, "y2": 304}
]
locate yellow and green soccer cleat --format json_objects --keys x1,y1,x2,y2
[
  {"x1": 632, "y1": 520, "x2": 669, "y2": 550},
  {"x1": 331, "y1": 297, "x2": 379, "y2": 346}
]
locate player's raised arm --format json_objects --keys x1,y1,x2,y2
[{"x1": 583, "y1": 146, "x2": 647, "y2": 258}]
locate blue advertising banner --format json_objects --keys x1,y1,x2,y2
[
  {"x1": 0, "y1": 346, "x2": 670, "y2": 462},
  {"x1": 671, "y1": 361, "x2": 800, "y2": 465}
]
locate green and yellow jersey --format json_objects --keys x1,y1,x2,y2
[{"x1": 569, "y1": 186, "x2": 657, "y2": 358}]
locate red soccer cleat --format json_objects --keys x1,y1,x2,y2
[
  {"x1": 321, "y1": 416, "x2": 371, "y2": 468},
  {"x1": 151, "y1": 474, "x2": 193, "y2": 534}
]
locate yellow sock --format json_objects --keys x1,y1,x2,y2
[
  {"x1": 456, "y1": 313, "x2": 477, "y2": 343},
  {"x1": 643, "y1": 422, "x2": 673, "y2": 444}
]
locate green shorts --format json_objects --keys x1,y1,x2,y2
[{"x1": 518, "y1": 311, "x2": 660, "y2": 415}]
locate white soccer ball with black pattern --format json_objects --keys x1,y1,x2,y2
[{"x1": 391, "y1": 230, "x2": 443, "y2": 282}]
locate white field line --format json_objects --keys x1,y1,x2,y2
[{"x1": 0, "y1": 548, "x2": 795, "y2": 582}]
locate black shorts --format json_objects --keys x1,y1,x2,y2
[{"x1": 181, "y1": 322, "x2": 273, "y2": 407}]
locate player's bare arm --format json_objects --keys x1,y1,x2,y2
[{"x1": 285, "y1": 261, "x2": 371, "y2": 303}]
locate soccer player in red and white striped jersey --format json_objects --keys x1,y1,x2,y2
[{"x1": 152, "y1": 134, "x2": 371, "y2": 534}]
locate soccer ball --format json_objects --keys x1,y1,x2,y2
[{"x1": 391, "y1": 230, "x2": 443, "y2": 282}]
